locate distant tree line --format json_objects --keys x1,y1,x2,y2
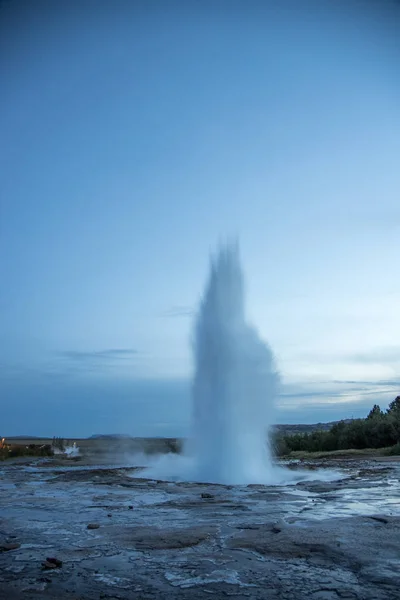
[{"x1": 275, "y1": 396, "x2": 400, "y2": 456}]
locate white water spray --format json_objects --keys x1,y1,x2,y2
[
  {"x1": 64, "y1": 442, "x2": 80, "y2": 458},
  {"x1": 187, "y1": 243, "x2": 279, "y2": 483},
  {"x1": 145, "y1": 243, "x2": 285, "y2": 484},
  {"x1": 143, "y1": 243, "x2": 342, "y2": 485}
]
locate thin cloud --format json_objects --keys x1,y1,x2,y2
[
  {"x1": 60, "y1": 349, "x2": 138, "y2": 362},
  {"x1": 282, "y1": 391, "x2": 335, "y2": 399},
  {"x1": 347, "y1": 347, "x2": 400, "y2": 365},
  {"x1": 332, "y1": 378, "x2": 400, "y2": 387},
  {"x1": 280, "y1": 377, "x2": 399, "y2": 409},
  {"x1": 161, "y1": 306, "x2": 194, "y2": 318},
  {"x1": 50, "y1": 348, "x2": 141, "y2": 378}
]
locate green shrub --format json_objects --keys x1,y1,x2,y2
[
  {"x1": 384, "y1": 442, "x2": 400, "y2": 456},
  {"x1": 4, "y1": 444, "x2": 53, "y2": 459},
  {"x1": 281, "y1": 396, "x2": 400, "y2": 455},
  {"x1": 273, "y1": 436, "x2": 290, "y2": 457}
]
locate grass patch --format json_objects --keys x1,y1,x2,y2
[
  {"x1": 383, "y1": 442, "x2": 400, "y2": 456},
  {"x1": 284, "y1": 447, "x2": 391, "y2": 460}
]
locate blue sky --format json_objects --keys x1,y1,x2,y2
[{"x1": 1, "y1": 1, "x2": 400, "y2": 436}]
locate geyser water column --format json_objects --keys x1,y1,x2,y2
[
  {"x1": 142, "y1": 243, "x2": 342, "y2": 484},
  {"x1": 188, "y1": 242, "x2": 280, "y2": 484}
]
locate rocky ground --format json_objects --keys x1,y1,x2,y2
[{"x1": 1, "y1": 457, "x2": 399, "y2": 599}]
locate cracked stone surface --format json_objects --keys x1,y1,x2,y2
[{"x1": 0, "y1": 458, "x2": 399, "y2": 599}]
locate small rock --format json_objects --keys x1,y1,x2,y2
[
  {"x1": 46, "y1": 557, "x2": 62, "y2": 567},
  {"x1": 271, "y1": 525, "x2": 282, "y2": 534},
  {"x1": 368, "y1": 515, "x2": 388, "y2": 524},
  {"x1": 87, "y1": 523, "x2": 100, "y2": 530},
  {"x1": 0, "y1": 543, "x2": 21, "y2": 552},
  {"x1": 42, "y1": 561, "x2": 58, "y2": 570},
  {"x1": 128, "y1": 505, "x2": 133, "y2": 510},
  {"x1": 107, "y1": 513, "x2": 112, "y2": 517},
  {"x1": 201, "y1": 493, "x2": 214, "y2": 499}
]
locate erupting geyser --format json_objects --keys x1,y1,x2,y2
[
  {"x1": 188, "y1": 242, "x2": 279, "y2": 484},
  {"x1": 145, "y1": 242, "x2": 283, "y2": 485},
  {"x1": 143, "y1": 243, "x2": 342, "y2": 485}
]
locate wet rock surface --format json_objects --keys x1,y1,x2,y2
[{"x1": 0, "y1": 458, "x2": 399, "y2": 599}]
